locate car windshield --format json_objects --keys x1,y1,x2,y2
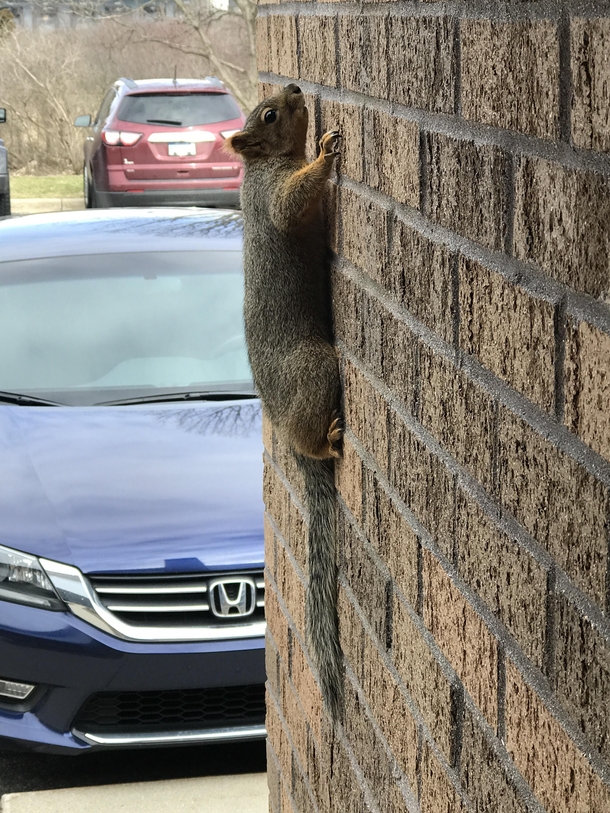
[
  {"x1": 0, "y1": 250, "x2": 253, "y2": 406},
  {"x1": 118, "y1": 93, "x2": 242, "y2": 127}
]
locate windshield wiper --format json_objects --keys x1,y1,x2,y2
[
  {"x1": 146, "y1": 119, "x2": 183, "y2": 126},
  {"x1": 97, "y1": 391, "x2": 258, "y2": 406},
  {"x1": 0, "y1": 390, "x2": 63, "y2": 406}
]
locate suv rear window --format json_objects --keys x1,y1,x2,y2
[{"x1": 117, "y1": 93, "x2": 241, "y2": 127}]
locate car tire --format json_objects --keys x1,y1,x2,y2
[
  {"x1": 0, "y1": 179, "x2": 10, "y2": 217},
  {"x1": 84, "y1": 166, "x2": 98, "y2": 209}
]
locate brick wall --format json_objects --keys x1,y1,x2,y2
[{"x1": 257, "y1": 3, "x2": 610, "y2": 812}]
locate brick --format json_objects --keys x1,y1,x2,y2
[
  {"x1": 419, "y1": 348, "x2": 496, "y2": 494},
  {"x1": 388, "y1": 407, "x2": 456, "y2": 558},
  {"x1": 320, "y1": 99, "x2": 364, "y2": 184},
  {"x1": 498, "y1": 409, "x2": 609, "y2": 607},
  {"x1": 265, "y1": 514, "x2": 277, "y2": 580},
  {"x1": 424, "y1": 550, "x2": 498, "y2": 728},
  {"x1": 264, "y1": 461, "x2": 292, "y2": 543},
  {"x1": 392, "y1": 593, "x2": 455, "y2": 761},
  {"x1": 280, "y1": 667, "x2": 309, "y2": 771},
  {"x1": 339, "y1": 510, "x2": 390, "y2": 647},
  {"x1": 506, "y1": 659, "x2": 610, "y2": 813},
  {"x1": 328, "y1": 736, "x2": 369, "y2": 813},
  {"x1": 365, "y1": 471, "x2": 419, "y2": 609},
  {"x1": 338, "y1": 584, "x2": 366, "y2": 687},
  {"x1": 268, "y1": 16, "x2": 298, "y2": 78},
  {"x1": 513, "y1": 156, "x2": 610, "y2": 298},
  {"x1": 342, "y1": 594, "x2": 419, "y2": 788},
  {"x1": 459, "y1": 256, "x2": 556, "y2": 413},
  {"x1": 555, "y1": 593, "x2": 610, "y2": 763},
  {"x1": 564, "y1": 318, "x2": 610, "y2": 463},
  {"x1": 267, "y1": 691, "x2": 293, "y2": 787},
  {"x1": 262, "y1": 411, "x2": 274, "y2": 456},
  {"x1": 275, "y1": 537, "x2": 306, "y2": 640},
  {"x1": 332, "y1": 269, "x2": 365, "y2": 360},
  {"x1": 266, "y1": 742, "x2": 282, "y2": 813},
  {"x1": 266, "y1": 630, "x2": 281, "y2": 702},
  {"x1": 340, "y1": 186, "x2": 391, "y2": 287},
  {"x1": 343, "y1": 358, "x2": 390, "y2": 474},
  {"x1": 571, "y1": 18, "x2": 610, "y2": 152},
  {"x1": 291, "y1": 755, "x2": 317, "y2": 813},
  {"x1": 266, "y1": 577, "x2": 290, "y2": 659},
  {"x1": 387, "y1": 16, "x2": 456, "y2": 113},
  {"x1": 427, "y1": 132, "x2": 509, "y2": 251},
  {"x1": 456, "y1": 490, "x2": 548, "y2": 669},
  {"x1": 343, "y1": 682, "x2": 412, "y2": 812},
  {"x1": 363, "y1": 109, "x2": 419, "y2": 206},
  {"x1": 381, "y1": 313, "x2": 418, "y2": 412},
  {"x1": 336, "y1": 435, "x2": 363, "y2": 521},
  {"x1": 256, "y1": 17, "x2": 270, "y2": 74},
  {"x1": 299, "y1": 16, "x2": 337, "y2": 87},
  {"x1": 391, "y1": 218, "x2": 454, "y2": 344},
  {"x1": 461, "y1": 20, "x2": 559, "y2": 140},
  {"x1": 302, "y1": 91, "x2": 320, "y2": 164},
  {"x1": 339, "y1": 15, "x2": 389, "y2": 99},
  {"x1": 460, "y1": 706, "x2": 529, "y2": 813},
  {"x1": 420, "y1": 741, "x2": 468, "y2": 813},
  {"x1": 258, "y1": 83, "x2": 277, "y2": 104},
  {"x1": 290, "y1": 631, "x2": 324, "y2": 742},
  {"x1": 370, "y1": 667, "x2": 419, "y2": 789}
]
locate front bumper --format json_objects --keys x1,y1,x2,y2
[{"x1": 0, "y1": 599, "x2": 265, "y2": 754}]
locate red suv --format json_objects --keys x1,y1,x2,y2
[{"x1": 75, "y1": 77, "x2": 245, "y2": 208}]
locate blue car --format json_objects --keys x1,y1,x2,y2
[{"x1": 0, "y1": 208, "x2": 266, "y2": 754}]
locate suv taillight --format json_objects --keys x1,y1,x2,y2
[{"x1": 102, "y1": 130, "x2": 142, "y2": 147}]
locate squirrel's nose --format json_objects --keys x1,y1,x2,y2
[{"x1": 286, "y1": 84, "x2": 302, "y2": 95}]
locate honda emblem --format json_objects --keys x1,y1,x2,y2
[{"x1": 209, "y1": 577, "x2": 256, "y2": 618}]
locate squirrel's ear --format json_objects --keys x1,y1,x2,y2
[{"x1": 224, "y1": 131, "x2": 251, "y2": 156}]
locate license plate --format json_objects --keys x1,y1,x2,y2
[{"x1": 168, "y1": 142, "x2": 196, "y2": 157}]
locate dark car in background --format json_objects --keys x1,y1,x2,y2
[
  {"x1": 74, "y1": 77, "x2": 245, "y2": 209},
  {"x1": 0, "y1": 107, "x2": 10, "y2": 217},
  {"x1": 0, "y1": 208, "x2": 266, "y2": 754}
]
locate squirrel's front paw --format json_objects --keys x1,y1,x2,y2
[{"x1": 320, "y1": 130, "x2": 341, "y2": 161}]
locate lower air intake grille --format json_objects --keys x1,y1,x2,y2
[{"x1": 74, "y1": 685, "x2": 266, "y2": 734}]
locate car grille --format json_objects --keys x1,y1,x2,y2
[
  {"x1": 87, "y1": 570, "x2": 265, "y2": 629},
  {"x1": 73, "y1": 685, "x2": 266, "y2": 734}
]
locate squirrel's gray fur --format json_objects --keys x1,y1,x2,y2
[{"x1": 227, "y1": 84, "x2": 344, "y2": 720}]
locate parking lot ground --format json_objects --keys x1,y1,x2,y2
[
  {"x1": 11, "y1": 198, "x2": 84, "y2": 214},
  {"x1": 1, "y1": 772, "x2": 268, "y2": 813}
]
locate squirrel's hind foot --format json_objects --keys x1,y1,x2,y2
[{"x1": 327, "y1": 412, "x2": 343, "y2": 459}]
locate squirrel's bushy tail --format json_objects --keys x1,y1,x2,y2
[{"x1": 295, "y1": 454, "x2": 343, "y2": 722}]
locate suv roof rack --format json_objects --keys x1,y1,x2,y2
[{"x1": 116, "y1": 77, "x2": 138, "y2": 90}]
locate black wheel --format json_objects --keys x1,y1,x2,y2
[
  {"x1": 84, "y1": 165, "x2": 98, "y2": 209},
  {"x1": 0, "y1": 176, "x2": 11, "y2": 216}
]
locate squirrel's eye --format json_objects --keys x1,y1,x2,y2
[{"x1": 263, "y1": 109, "x2": 277, "y2": 124}]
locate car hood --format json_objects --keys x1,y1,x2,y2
[{"x1": 0, "y1": 400, "x2": 264, "y2": 575}]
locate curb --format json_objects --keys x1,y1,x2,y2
[
  {"x1": 11, "y1": 198, "x2": 84, "y2": 215},
  {"x1": 0, "y1": 772, "x2": 268, "y2": 813}
]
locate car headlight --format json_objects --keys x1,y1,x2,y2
[{"x1": 0, "y1": 544, "x2": 65, "y2": 610}]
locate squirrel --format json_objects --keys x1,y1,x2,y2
[{"x1": 226, "y1": 83, "x2": 344, "y2": 721}]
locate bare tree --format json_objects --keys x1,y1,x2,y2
[
  {"x1": 119, "y1": 0, "x2": 258, "y2": 112},
  {"x1": 0, "y1": 11, "x2": 254, "y2": 174}
]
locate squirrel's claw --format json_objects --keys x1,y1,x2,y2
[{"x1": 320, "y1": 129, "x2": 342, "y2": 160}]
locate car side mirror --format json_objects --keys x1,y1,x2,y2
[
  {"x1": 74, "y1": 114, "x2": 92, "y2": 127},
  {"x1": 0, "y1": 109, "x2": 6, "y2": 124}
]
